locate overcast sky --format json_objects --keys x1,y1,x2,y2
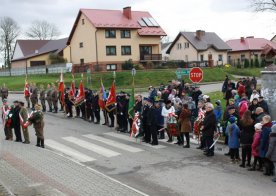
[{"x1": 1, "y1": 0, "x2": 276, "y2": 41}]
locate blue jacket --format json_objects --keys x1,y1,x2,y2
[
  {"x1": 226, "y1": 123, "x2": 240, "y2": 149},
  {"x1": 214, "y1": 105, "x2": 222, "y2": 122},
  {"x1": 155, "y1": 106, "x2": 164, "y2": 126},
  {"x1": 259, "y1": 123, "x2": 272, "y2": 158}
]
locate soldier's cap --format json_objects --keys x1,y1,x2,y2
[
  {"x1": 2, "y1": 98, "x2": 7, "y2": 103},
  {"x1": 13, "y1": 100, "x2": 19, "y2": 104}
]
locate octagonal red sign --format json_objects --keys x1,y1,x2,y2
[{"x1": 189, "y1": 67, "x2": 203, "y2": 83}]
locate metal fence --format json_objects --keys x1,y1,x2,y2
[{"x1": 0, "y1": 63, "x2": 72, "y2": 76}]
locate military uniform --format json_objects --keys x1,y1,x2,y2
[
  {"x1": 1, "y1": 86, "x2": 9, "y2": 101},
  {"x1": 39, "y1": 89, "x2": 46, "y2": 112},
  {"x1": 25, "y1": 106, "x2": 44, "y2": 148},
  {"x1": 46, "y1": 88, "x2": 53, "y2": 112},
  {"x1": 19, "y1": 104, "x2": 30, "y2": 144},
  {"x1": 30, "y1": 86, "x2": 38, "y2": 109},
  {"x1": 51, "y1": 88, "x2": 58, "y2": 113}
]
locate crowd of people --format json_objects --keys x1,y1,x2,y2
[{"x1": 0, "y1": 75, "x2": 275, "y2": 182}]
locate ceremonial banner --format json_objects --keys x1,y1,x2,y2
[
  {"x1": 105, "y1": 80, "x2": 116, "y2": 112},
  {"x1": 24, "y1": 78, "x2": 30, "y2": 97},
  {"x1": 74, "y1": 80, "x2": 85, "y2": 106},
  {"x1": 58, "y1": 72, "x2": 65, "y2": 105},
  {"x1": 98, "y1": 79, "x2": 107, "y2": 110}
]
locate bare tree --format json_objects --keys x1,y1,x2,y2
[
  {"x1": 250, "y1": 0, "x2": 276, "y2": 12},
  {"x1": 0, "y1": 17, "x2": 20, "y2": 70},
  {"x1": 26, "y1": 20, "x2": 60, "y2": 40}
]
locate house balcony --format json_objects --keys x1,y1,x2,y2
[{"x1": 140, "y1": 54, "x2": 162, "y2": 61}]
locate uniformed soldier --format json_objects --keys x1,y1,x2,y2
[
  {"x1": 39, "y1": 84, "x2": 46, "y2": 112},
  {"x1": 51, "y1": 84, "x2": 58, "y2": 113},
  {"x1": 92, "y1": 90, "x2": 100, "y2": 124},
  {"x1": 24, "y1": 104, "x2": 45, "y2": 148},
  {"x1": 46, "y1": 84, "x2": 53, "y2": 112},
  {"x1": 30, "y1": 83, "x2": 38, "y2": 110},
  {"x1": 19, "y1": 101, "x2": 30, "y2": 144},
  {"x1": 12, "y1": 100, "x2": 22, "y2": 142},
  {"x1": 0, "y1": 83, "x2": 9, "y2": 101}
]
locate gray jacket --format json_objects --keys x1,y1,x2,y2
[{"x1": 266, "y1": 126, "x2": 276, "y2": 162}]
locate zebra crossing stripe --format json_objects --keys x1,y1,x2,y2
[
  {"x1": 83, "y1": 134, "x2": 144, "y2": 153},
  {"x1": 104, "y1": 132, "x2": 166, "y2": 149},
  {"x1": 45, "y1": 139, "x2": 96, "y2": 162},
  {"x1": 63, "y1": 136, "x2": 121, "y2": 157}
]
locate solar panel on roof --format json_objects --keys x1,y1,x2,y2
[
  {"x1": 138, "y1": 19, "x2": 147, "y2": 27},
  {"x1": 148, "y1": 18, "x2": 159, "y2": 27},
  {"x1": 142, "y1": 17, "x2": 154, "y2": 27}
]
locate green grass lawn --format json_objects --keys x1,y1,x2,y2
[{"x1": 0, "y1": 67, "x2": 262, "y2": 91}]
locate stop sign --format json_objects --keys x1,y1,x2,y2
[{"x1": 189, "y1": 67, "x2": 203, "y2": 83}]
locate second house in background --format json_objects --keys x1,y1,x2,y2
[
  {"x1": 166, "y1": 30, "x2": 231, "y2": 67},
  {"x1": 67, "y1": 6, "x2": 167, "y2": 72}
]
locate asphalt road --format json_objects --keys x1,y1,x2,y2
[{"x1": 0, "y1": 91, "x2": 274, "y2": 196}]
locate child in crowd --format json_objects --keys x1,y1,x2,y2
[
  {"x1": 226, "y1": 116, "x2": 240, "y2": 163},
  {"x1": 249, "y1": 123, "x2": 263, "y2": 171}
]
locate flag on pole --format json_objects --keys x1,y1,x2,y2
[
  {"x1": 58, "y1": 71, "x2": 65, "y2": 105},
  {"x1": 128, "y1": 77, "x2": 135, "y2": 119},
  {"x1": 74, "y1": 80, "x2": 85, "y2": 106},
  {"x1": 69, "y1": 75, "x2": 76, "y2": 99},
  {"x1": 24, "y1": 76, "x2": 30, "y2": 97},
  {"x1": 105, "y1": 80, "x2": 116, "y2": 112},
  {"x1": 98, "y1": 78, "x2": 107, "y2": 110}
]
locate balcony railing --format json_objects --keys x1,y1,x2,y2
[{"x1": 140, "y1": 54, "x2": 162, "y2": 61}]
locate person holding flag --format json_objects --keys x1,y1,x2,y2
[
  {"x1": 105, "y1": 80, "x2": 116, "y2": 128},
  {"x1": 24, "y1": 77, "x2": 31, "y2": 108},
  {"x1": 58, "y1": 71, "x2": 65, "y2": 112},
  {"x1": 98, "y1": 79, "x2": 108, "y2": 125}
]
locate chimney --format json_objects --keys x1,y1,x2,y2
[
  {"x1": 35, "y1": 49, "x2": 38, "y2": 54},
  {"x1": 123, "y1": 6, "x2": 132, "y2": 19},
  {"x1": 240, "y1": 37, "x2": 245, "y2": 42},
  {"x1": 246, "y1": 36, "x2": 254, "y2": 39},
  {"x1": 196, "y1": 30, "x2": 205, "y2": 40}
]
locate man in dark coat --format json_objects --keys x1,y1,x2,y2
[
  {"x1": 201, "y1": 103, "x2": 217, "y2": 157},
  {"x1": 192, "y1": 86, "x2": 202, "y2": 108},
  {"x1": 116, "y1": 92, "x2": 128, "y2": 132},
  {"x1": 148, "y1": 100, "x2": 158, "y2": 145},
  {"x1": 141, "y1": 98, "x2": 150, "y2": 141},
  {"x1": 12, "y1": 100, "x2": 22, "y2": 142},
  {"x1": 258, "y1": 96, "x2": 269, "y2": 114},
  {"x1": 92, "y1": 91, "x2": 100, "y2": 124}
]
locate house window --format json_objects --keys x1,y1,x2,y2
[
  {"x1": 80, "y1": 59, "x2": 84, "y2": 65},
  {"x1": 177, "y1": 43, "x2": 182, "y2": 50},
  {"x1": 200, "y1": 55, "x2": 204, "y2": 61},
  {"x1": 241, "y1": 54, "x2": 246, "y2": 62},
  {"x1": 121, "y1": 46, "x2": 131, "y2": 55},
  {"x1": 184, "y1": 42, "x2": 189, "y2": 48},
  {"x1": 106, "y1": 46, "x2": 116, "y2": 56},
  {"x1": 121, "y1": 30, "x2": 131, "y2": 38},
  {"x1": 82, "y1": 19, "x2": 85, "y2": 25},
  {"x1": 105, "y1": 29, "x2": 116, "y2": 38},
  {"x1": 79, "y1": 42, "x2": 83, "y2": 48},
  {"x1": 218, "y1": 54, "x2": 223, "y2": 61},
  {"x1": 106, "y1": 64, "x2": 117, "y2": 71}
]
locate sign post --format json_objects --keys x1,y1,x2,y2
[
  {"x1": 175, "y1": 68, "x2": 190, "y2": 80},
  {"x1": 189, "y1": 67, "x2": 203, "y2": 83}
]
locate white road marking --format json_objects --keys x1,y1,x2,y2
[
  {"x1": 45, "y1": 139, "x2": 95, "y2": 162},
  {"x1": 104, "y1": 132, "x2": 166, "y2": 149},
  {"x1": 63, "y1": 136, "x2": 121, "y2": 157},
  {"x1": 83, "y1": 134, "x2": 144, "y2": 153}
]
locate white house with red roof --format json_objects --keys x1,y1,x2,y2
[
  {"x1": 226, "y1": 36, "x2": 276, "y2": 66},
  {"x1": 67, "y1": 6, "x2": 166, "y2": 72}
]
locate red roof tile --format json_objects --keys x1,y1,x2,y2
[
  {"x1": 226, "y1": 37, "x2": 276, "y2": 52},
  {"x1": 67, "y1": 8, "x2": 166, "y2": 44}
]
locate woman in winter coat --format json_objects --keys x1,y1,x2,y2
[
  {"x1": 266, "y1": 124, "x2": 276, "y2": 182},
  {"x1": 239, "y1": 110, "x2": 255, "y2": 167},
  {"x1": 249, "y1": 123, "x2": 263, "y2": 171},
  {"x1": 226, "y1": 116, "x2": 240, "y2": 163},
  {"x1": 161, "y1": 100, "x2": 175, "y2": 142},
  {"x1": 239, "y1": 97, "x2": 248, "y2": 119},
  {"x1": 248, "y1": 98, "x2": 259, "y2": 122},
  {"x1": 178, "y1": 104, "x2": 192, "y2": 148}
]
